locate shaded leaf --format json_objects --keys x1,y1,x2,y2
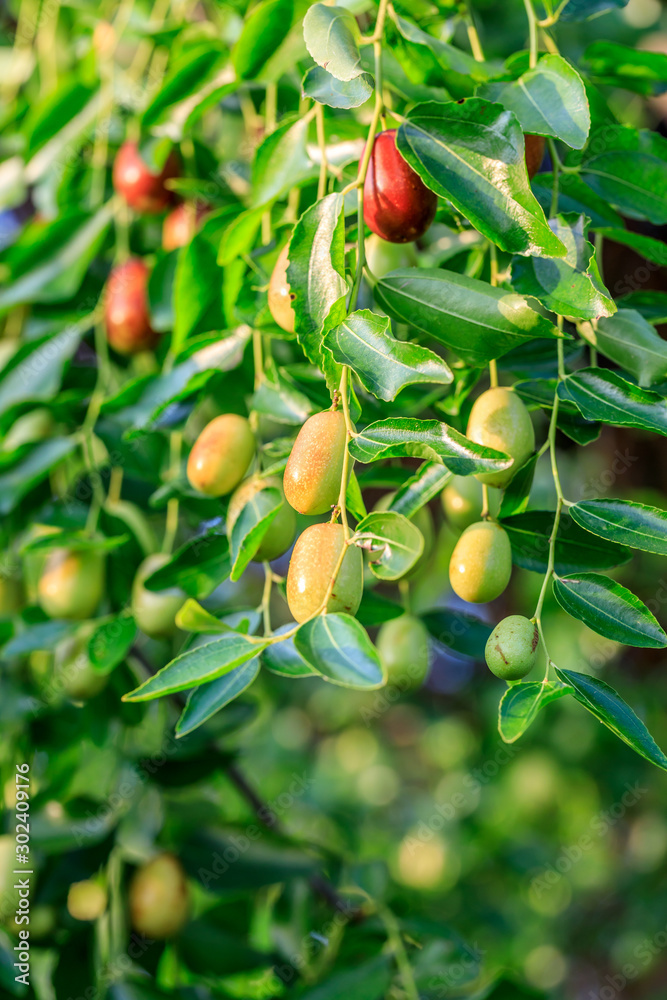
[
  {"x1": 553, "y1": 572, "x2": 667, "y2": 647},
  {"x1": 582, "y1": 309, "x2": 667, "y2": 387},
  {"x1": 501, "y1": 510, "x2": 631, "y2": 573},
  {"x1": 176, "y1": 659, "x2": 260, "y2": 737},
  {"x1": 302, "y1": 66, "x2": 373, "y2": 108},
  {"x1": 498, "y1": 681, "x2": 573, "y2": 743},
  {"x1": 354, "y1": 510, "x2": 424, "y2": 580},
  {"x1": 294, "y1": 614, "x2": 385, "y2": 689}
]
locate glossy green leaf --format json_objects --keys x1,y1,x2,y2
[
  {"x1": 498, "y1": 454, "x2": 538, "y2": 518},
  {"x1": 553, "y1": 573, "x2": 667, "y2": 647},
  {"x1": 142, "y1": 45, "x2": 226, "y2": 128},
  {"x1": 303, "y1": 4, "x2": 364, "y2": 82},
  {"x1": 229, "y1": 486, "x2": 282, "y2": 581},
  {"x1": 3, "y1": 620, "x2": 79, "y2": 657},
  {"x1": 175, "y1": 659, "x2": 260, "y2": 737},
  {"x1": 390, "y1": 10, "x2": 490, "y2": 95},
  {"x1": 148, "y1": 250, "x2": 178, "y2": 332},
  {"x1": 88, "y1": 615, "x2": 137, "y2": 675},
  {"x1": 596, "y1": 227, "x2": 667, "y2": 268},
  {"x1": 0, "y1": 320, "x2": 90, "y2": 418},
  {"x1": 175, "y1": 600, "x2": 233, "y2": 634},
  {"x1": 531, "y1": 171, "x2": 623, "y2": 228},
  {"x1": 501, "y1": 510, "x2": 631, "y2": 573},
  {"x1": 354, "y1": 510, "x2": 424, "y2": 581},
  {"x1": 144, "y1": 530, "x2": 230, "y2": 599},
  {"x1": 580, "y1": 126, "x2": 667, "y2": 223},
  {"x1": 615, "y1": 291, "x2": 667, "y2": 325},
  {"x1": 172, "y1": 228, "x2": 224, "y2": 353},
  {"x1": 262, "y1": 625, "x2": 317, "y2": 677},
  {"x1": 498, "y1": 681, "x2": 573, "y2": 743},
  {"x1": 422, "y1": 608, "x2": 492, "y2": 658},
  {"x1": 233, "y1": 0, "x2": 294, "y2": 79},
  {"x1": 570, "y1": 498, "x2": 667, "y2": 555},
  {"x1": 559, "y1": 0, "x2": 629, "y2": 19},
  {"x1": 302, "y1": 66, "x2": 373, "y2": 108},
  {"x1": 375, "y1": 268, "x2": 562, "y2": 367},
  {"x1": 583, "y1": 40, "x2": 667, "y2": 96},
  {"x1": 582, "y1": 309, "x2": 667, "y2": 387},
  {"x1": 217, "y1": 206, "x2": 263, "y2": 266},
  {"x1": 390, "y1": 463, "x2": 452, "y2": 518},
  {"x1": 251, "y1": 369, "x2": 314, "y2": 425},
  {"x1": 294, "y1": 614, "x2": 385, "y2": 689},
  {"x1": 253, "y1": 115, "x2": 314, "y2": 207},
  {"x1": 0, "y1": 437, "x2": 75, "y2": 515},
  {"x1": 558, "y1": 367, "x2": 667, "y2": 436},
  {"x1": 397, "y1": 101, "x2": 566, "y2": 257}
]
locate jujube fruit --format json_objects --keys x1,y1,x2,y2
[
  {"x1": 186, "y1": 413, "x2": 255, "y2": 497},
  {"x1": 448, "y1": 521, "x2": 512, "y2": 603},
  {"x1": 466, "y1": 387, "x2": 535, "y2": 488},
  {"x1": 112, "y1": 141, "x2": 179, "y2": 213},
  {"x1": 131, "y1": 553, "x2": 185, "y2": 638},
  {"x1": 485, "y1": 614, "x2": 539, "y2": 680},
  {"x1": 284, "y1": 410, "x2": 347, "y2": 515},
  {"x1": 365, "y1": 233, "x2": 417, "y2": 277},
  {"x1": 104, "y1": 258, "x2": 159, "y2": 355},
  {"x1": 54, "y1": 627, "x2": 107, "y2": 701},
  {"x1": 363, "y1": 129, "x2": 438, "y2": 244},
  {"x1": 162, "y1": 202, "x2": 208, "y2": 251},
  {"x1": 286, "y1": 523, "x2": 363, "y2": 624},
  {"x1": 525, "y1": 134, "x2": 546, "y2": 179},
  {"x1": 441, "y1": 476, "x2": 483, "y2": 530},
  {"x1": 377, "y1": 614, "x2": 430, "y2": 690},
  {"x1": 67, "y1": 880, "x2": 107, "y2": 921},
  {"x1": 227, "y1": 476, "x2": 296, "y2": 562},
  {"x1": 3, "y1": 408, "x2": 54, "y2": 452},
  {"x1": 38, "y1": 548, "x2": 105, "y2": 620},
  {"x1": 268, "y1": 244, "x2": 296, "y2": 333},
  {"x1": 129, "y1": 853, "x2": 190, "y2": 939}
]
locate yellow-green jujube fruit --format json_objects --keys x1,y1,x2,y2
[
  {"x1": 54, "y1": 628, "x2": 107, "y2": 701},
  {"x1": 284, "y1": 410, "x2": 347, "y2": 516},
  {"x1": 129, "y1": 853, "x2": 190, "y2": 939},
  {"x1": 227, "y1": 476, "x2": 296, "y2": 562},
  {"x1": 132, "y1": 553, "x2": 185, "y2": 638},
  {"x1": 38, "y1": 548, "x2": 105, "y2": 620},
  {"x1": 377, "y1": 614, "x2": 430, "y2": 689},
  {"x1": 286, "y1": 523, "x2": 363, "y2": 624},
  {"x1": 268, "y1": 244, "x2": 296, "y2": 333},
  {"x1": 67, "y1": 881, "x2": 107, "y2": 921},
  {"x1": 365, "y1": 234, "x2": 418, "y2": 278},
  {"x1": 466, "y1": 387, "x2": 535, "y2": 488},
  {"x1": 485, "y1": 614, "x2": 539, "y2": 680},
  {"x1": 448, "y1": 521, "x2": 512, "y2": 603},
  {"x1": 186, "y1": 413, "x2": 255, "y2": 497},
  {"x1": 374, "y1": 492, "x2": 434, "y2": 579},
  {"x1": 441, "y1": 476, "x2": 483, "y2": 530},
  {"x1": 22, "y1": 524, "x2": 61, "y2": 603}
]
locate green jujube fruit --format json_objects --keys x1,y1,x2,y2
[
  {"x1": 485, "y1": 614, "x2": 539, "y2": 680},
  {"x1": 284, "y1": 410, "x2": 348, "y2": 516},
  {"x1": 129, "y1": 854, "x2": 190, "y2": 939},
  {"x1": 377, "y1": 614, "x2": 430, "y2": 689},
  {"x1": 132, "y1": 553, "x2": 186, "y2": 637},
  {"x1": 54, "y1": 627, "x2": 107, "y2": 701},
  {"x1": 448, "y1": 520, "x2": 512, "y2": 603},
  {"x1": 286, "y1": 523, "x2": 363, "y2": 624},
  {"x1": 187, "y1": 413, "x2": 255, "y2": 497},
  {"x1": 227, "y1": 476, "x2": 296, "y2": 562},
  {"x1": 38, "y1": 548, "x2": 105, "y2": 620},
  {"x1": 466, "y1": 387, "x2": 535, "y2": 488}
]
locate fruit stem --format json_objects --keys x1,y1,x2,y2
[
  {"x1": 260, "y1": 562, "x2": 273, "y2": 636},
  {"x1": 464, "y1": 3, "x2": 485, "y2": 62},
  {"x1": 316, "y1": 103, "x2": 329, "y2": 200},
  {"x1": 336, "y1": 365, "x2": 354, "y2": 539},
  {"x1": 82, "y1": 309, "x2": 112, "y2": 532},
  {"x1": 522, "y1": 0, "x2": 539, "y2": 68},
  {"x1": 488, "y1": 244, "x2": 498, "y2": 388},
  {"x1": 161, "y1": 431, "x2": 182, "y2": 554},
  {"x1": 481, "y1": 483, "x2": 490, "y2": 519},
  {"x1": 380, "y1": 906, "x2": 420, "y2": 1000}
]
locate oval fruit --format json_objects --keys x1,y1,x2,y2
[
  {"x1": 286, "y1": 523, "x2": 363, "y2": 624},
  {"x1": 129, "y1": 853, "x2": 190, "y2": 939},
  {"x1": 466, "y1": 387, "x2": 535, "y2": 488},
  {"x1": 525, "y1": 134, "x2": 546, "y2": 179},
  {"x1": 365, "y1": 233, "x2": 418, "y2": 278},
  {"x1": 268, "y1": 244, "x2": 296, "y2": 333},
  {"x1": 284, "y1": 410, "x2": 347, "y2": 515},
  {"x1": 67, "y1": 880, "x2": 107, "y2": 921},
  {"x1": 132, "y1": 553, "x2": 185, "y2": 638},
  {"x1": 105, "y1": 258, "x2": 159, "y2": 355},
  {"x1": 227, "y1": 476, "x2": 296, "y2": 562},
  {"x1": 187, "y1": 414, "x2": 255, "y2": 497},
  {"x1": 441, "y1": 476, "x2": 483, "y2": 530},
  {"x1": 448, "y1": 520, "x2": 512, "y2": 603},
  {"x1": 112, "y1": 141, "x2": 179, "y2": 213},
  {"x1": 377, "y1": 614, "x2": 430, "y2": 690},
  {"x1": 38, "y1": 548, "x2": 105, "y2": 620},
  {"x1": 363, "y1": 129, "x2": 438, "y2": 244},
  {"x1": 54, "y1": 627, "x2": 107, "y2": 701},
  {"x1": 162, "y1": 202, "x2": 208, "y2": 251},
  {"x1": 485, "y1": 614, "x2": 539, "y2": 680}
]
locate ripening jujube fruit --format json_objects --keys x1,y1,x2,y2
[
  {"x1": 286, "y1": 523, "x2": 363, "y2": 624},
  {"x1": 112, "y1": 141, "x2": 179, "y2": 214},
  {"x1": 67, "y1": 880, "x2": 107, "y2": 922},
  {"x1": 187, "y1": 413, "x2": 255, "y2": 497},
  {"x1": 363, "y1": 129, "x2": 438, "y2": 244},
  {"x1": 376, "y1": 614, "x2": 430, "y2": 690},
  {"x1": 162, "y1": 202, "x2": 208, "y2": 251},
  {"x1": 54, "y1": 628, "x2": 108, "y2": 701},
  {"x1": 104, "y1": 258, "x2": 159, "y2": 355},
  {"x1": 448, "y1": 521, "x2": 512, "y2": 603},
  {"x1": 129, "y1": 853, "x2": 190, "y2": 939},
  {"x1": 525, "y1": 134, "x2": 546, "y2": 179},
  {"x1": 38, "y1": 548, "x2": 105, "y2": 620},
  {"x1": 284, "y1": 409, "x2": 347, "y2": 516},
  {"x1": 485, "y1": 614, "x2": 539, "y2": 680},
  {"x1": 268, "y1": 244, "x2": 296, "y2": 333},
  {"x1": 227, "y1": 476, "x2": 296, "y2": 562},
  {"x1": 131, "y1": 554, "x2": 185, "y2": 638},
  {"x1": 466, "y1": 387, "x2": 535, "y2": 488},
  {"x1": 441, "y1": 476, "x2": 483, "y2": 530},
  {"x1": 365, "y1": 233, "x2": 418, "y2": 277}
]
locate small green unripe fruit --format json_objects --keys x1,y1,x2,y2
[
  {"x1": 187, "y1": 413, "x2": 255, "y2": 497},
  {"x1": 377, "y1": 614, "x2": 430, "y2": 689},
  {"x1": 286, "y1": 523, "x2": 363, "y2": 624},
  {"x1": 441, "y1": 476, "x2": 483, "y2": 530},
  {"x1": 466, "y1": 387, "x2": 535, "y2": 488},
  {"x1": 268, "y1": 244, "x2": 296, "y2": 333},
  {"x1": 67, "y1": 880, "x2": 107, "y2": 921},
  {"x1": 284, "y1": 410, "x2": 347, "y2": 516},
  {"x1": 485, "y1": 615, "x2": 539, "y2": 680},
  {"x1": 374, "y1": 492, "x2": 433, "y2": 579},
  {"x1": 129, "y1": 853, "x2": 190, "y2": 939},
  {"x1": 365, "y1": 234, "x2": 418, "y2": 278},
  {"x1": 448, "y1": 521, "x2": 512, "y2": 603},
  {"x1": 132, "y1": 553, "x2": 185, "y2": 637},
  {"x1": 227, "y1": 476, "x2": 296, "y2": 562},
  {"x1": 54, "y1": 628, "x2": 107, "y2": 701},
  {"x1": 38, "y1": 548, "x2": 105, "y2": 620}
]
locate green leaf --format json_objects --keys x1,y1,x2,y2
[
  {"x1": 123, "y1": 632, "x2": 269, "y2": 701},
  {"x1": 498, "y1": 454, "x2": 538, "y2": 518},
  {"x1": 357, "y1": 591, "x2": 405, "y2": 627},
  {"x1": 498, "y1": 681, "x2": 573, "y2": 743},
  {"x1": 553, "y1": 573, "x2": 667, "y2": 648},
  {"x1": 531, "y1": 171, "x2": 623, "y2": 229},
  {"x1": 175, "y1": 659, "x2": 260, "y2": 737},
  {"x1": 480, "y1": 55, "x2": 589, "y2": 148},
  {"x1": 354, "y1": 511, "x2": 424, "y2": 581},
  {"x1": 558, "y1": 368, "x2": 667, "y2": 436},
  {"x1": 559, "y1": 0, "x2": 629, "y2": 20},
  {"x1": 173, "y1": 221, "x2": 225, "y2": 352},
  {"x1": 148, "y1": 250, "x2": 178, "y2": 332},
  {"x1": 511, "y1": 214, "x2": 615, "y2": 320},
  {"x1": 323, "y1": 309, "x2": 452, "y2": 402},
  {"x1": 616, "y1": 291, "x2": 667, "y2": 325},
  {"x1": 303, "y1": 4, "x2": 364, "y2": 82},
  {"x1": 0, "y1": 437, "x2": 75, "y2": 515},
  {"x1": 570, "y1": 498, "x2": 667, "y2": 555},
  {"x1": 501, "y1": 510, "x2": 631, "y2": 574},
  {"x1": 0, "y1": 320, "x2": 89, "y2": 418},
  {"x1": 596, "y1": 227, "x2": 667, "y2": 268},
  {"x1": 583, "y1": 40, "x2": 667, "y2": 96},
  {"x1": 397, "y1": 101, "x2": 566, "y2": 257},
  {"x1": 390, "y1": 10, "x2": 490, "y2": 95},
  {"x1": 298, "y1": 954, "x2": 393, "y2": 1000},
  {"x1": 175, "y1": 599, "x2": 234, "y2": 634},
  {"x1": 349, "y1": 417, "x2": 512, "y2": 476},
  {"x1": 375, "y1": 268, "x2": 562, "y2": 367},
  {"x1": 217, "y1": 206, "x2": 263, "y2": 266},
  {"x1": 251, "y1": 368, "x2": 314, "y2": 425},
  {"x1": 21, "y1": 530, "x2": 127, "y2": 554},
  {"x1": 88, "y1": 614, "x2": 137, "y2": 674},
  {"x1": 144, "y1": 530, "x2": 230, "y2": 600},
  {"x1": 233, "y1": 0, "x2": 294, "y2": 80},
  {"x1": 253, "y1": 115, "x2": 313, "y2": 207},
  {"x1": 3, "y1": 619, "x2": 79, "y2": 657},
  {"x1": 554, "y1": 667, "x2": 667, "y2": 771},
  {"x1": 579, "y1": 126, "x2": 667, "y2": 224},
  {"x1": 229, "y1": 486, "x2": 282, "y2": 581},
  {"x1": 581, "y1": 309, "x2": 667, "y2": 387},
  {"x1": 389, "y1": 462, "x2": 452, "y2": 518},
  {"x1": 302, "y1": 66, "x2": 373, "y2": 109},
  {"x1": 261, "y1": 625, "x2": 317, "y2": 677},
  {"x1": 142, "y1": 45, "x2": 226, "y2": 128},
  {"x1": 422, "y1": 608, "x2": 492, "y2": 658},
  {"x1": 294, "y1": 614, "x2": 385, "y2": 689}
]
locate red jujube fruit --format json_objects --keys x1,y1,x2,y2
[
  {"x1": 363, "y1": 129, "x2": 437, "y2": 244},
  {"x1": 104, "y1": 259, "x2": 159, "y2": 355},
  {"x1": 113, "y1": 141, "x2": 179, "y2": 214}
]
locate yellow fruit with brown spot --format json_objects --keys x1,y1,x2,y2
[
  {"x1": 448, "y1": 521, "x2": 512, "y2": 603},
  {"x1": 286, "y1": 523, "x2": 363, "y2": 623},
  {"x1": 187, "y1": 413, "x2": 255, "y2": 497},
  {"x1": 284, "y1": 410, "x2": 347, "y2": 515},
  {"x1": 227, "y1": 476, "x2": 296, "y2": 562},
  {"x1": 466, "y1": 388, "x2": 535, "y2": 488},
  {"x1": 129, "y1": 854, "x2": 190, "y2": 939},
  {"x1": 268, "y1": 244, "x2": 296, "y2": 333},
  {"x1": 38, "y1": 548, "x2": 105, "y2": 620}
]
